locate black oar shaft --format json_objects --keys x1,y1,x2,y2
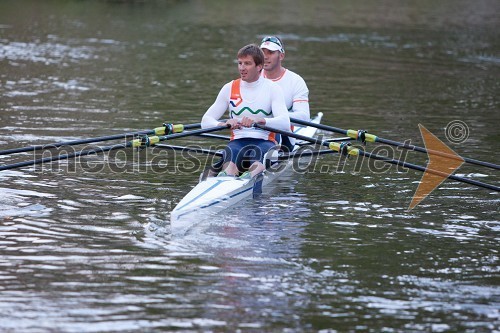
[
  {"x1": 197, "y1": 133, "x2": 231, "y2": 140},
  {"x1": 0, "y1": 125, "x2": 228, "y2": 172},
  {"x1": 154, "y1": 144, "x2": 223, "y2": 156},
  {"x1": 290, "y1": 117, "x2": 348, "y2": 136},
  {"x1": 359, "y1": 149, "x2": 500, "y2": 192},
  {"x1": 255, "y1": 123, "x2": 499, "y2": 192},
  {"x1": 0, "y1": 123, "x2": 202, "y2": 156},
  {"x1": 290, "y1": 117, "x2": 500, "y2": 171},
  {"x1": 0, "y1": 144, "x2": 126, "y2": 171},
  {"x1": 0, "y1": 131, "x2": 153, "y2": 156},
  {"x1": 156, "y1": 125, "x2": 228, "y2": 141},
  {"x1": 279, "y1": 149, "x2": 337, "y2": 160},
  {"x1": 375, "y1": 136, "x2": 500, "y2": 170},
  {"x1": 154, "y1": 144, "x2": 337, "y2": 160}
]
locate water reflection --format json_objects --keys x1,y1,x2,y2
[{"x1": 1, "y1": 0, "x2": 499, "y2": 331}]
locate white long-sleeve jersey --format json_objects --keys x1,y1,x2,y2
[
  {"x1": 263, "y1": 68, "x2": 310, "y2": 122},
  {"x1": 202, "y1": 76, "x2": 290, "y2": 142}
]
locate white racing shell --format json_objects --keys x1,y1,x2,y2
[{"x1": 170, "y1": 113, "x2": 323, "y2": 236}]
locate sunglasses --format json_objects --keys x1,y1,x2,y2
[{"x1": 261, "y1": 36, "x2": 284, "y2": 53}]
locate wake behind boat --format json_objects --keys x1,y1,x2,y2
[{"x1": 170, "y1": 113, "x2": 324, "y2": 236}]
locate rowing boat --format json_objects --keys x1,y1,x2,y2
[{"x1": 170, "y1": 112, "x2": 323, "y2": 235}]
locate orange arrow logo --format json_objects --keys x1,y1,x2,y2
[{"x1": 408, "y1": 124, "x2": 465, "y2": 210}]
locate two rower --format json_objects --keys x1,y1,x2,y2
[{"x1": 201, "y1": 36, "x2": 310, "y2": 178}]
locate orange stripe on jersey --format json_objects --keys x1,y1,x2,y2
[
  {"x1": 293, "y1": 99, "x2": 309, "y2": 103},
  {"x1": 230, "y1": 79, "x2": 242, "y2": 107}
]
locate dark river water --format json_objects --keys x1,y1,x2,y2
[{"x1": 1, "y1": 0, "x2": 499, "y2": 332}]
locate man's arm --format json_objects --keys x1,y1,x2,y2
[
  {"x1": 290, "y1": 76, "x2": 310, "y2": 122},
  {"x1": 201, "y1": 83, "x2": 230, "y2": 128}
]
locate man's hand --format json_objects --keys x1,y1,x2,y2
[
  {"x1": 240, "y1": 116, "x2": 266, "y2": 127},
  {"x1": 222, "y1": 118, "x2": 241, "y2": 129}
]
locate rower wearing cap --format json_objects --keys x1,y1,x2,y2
[
  {"x1": 260, "y1": 35, "x2": 310, "y2": 152},
  {"x1": 201, "y1": 44, "x2": 290, "y2": 179}
]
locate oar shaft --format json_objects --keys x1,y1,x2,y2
[
  {"x1": 290, "y1": 117, "x2": 500, "y2": 171},
  {"x1": 154, "y1": 144, "x2": 223, "y2": 156},
  {"x1": 0, "y1": 144, "x2": 126, "y2": 171},
  {"x1": 279, "y1": 149, "x2": 337, "y2": 160},
  {"x1": 196, "y1": 133, "x2": 231, "y2": 141},
  {"x1": 0, "y1": 125, "x2": 228, "y2": 172},
  {"x1": 360, "y1": 149, "x2": 500, "y2": 192},
  {"x1": 255, "y1": 123, "x2": 499, "y2": 192},
  {"x1": 0, "y1": 122, "x2": 202, "y2": 156},
  {"x1": 256, "y1": 124, "x2": 326, "y2": 146},
  {"x1": 0, "y1": 131, "x2": 153, "y2": 156},
  {"x1": 131, "y1": 124, "x2": 229, "y2": 148},
  {"x1": 157, "y1": 125, "x2": 229, "y2": 141},
  {"x1": 375, "y1": 136, "x2": 500, "y2": 170},
  {"x1": 290, "y1": 117, "x2": 348, "y2": 136}
]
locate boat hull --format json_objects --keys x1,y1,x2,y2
[{"x1": 170, "y1": 113, "x2": 323, "y2": 235}]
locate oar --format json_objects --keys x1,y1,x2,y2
[
  {"x1": 154, "y1": 144, "x2": 223, "y2": 156},
  {"x1": 254, "y1": 123, "x2": 500, "y2": 192},
  {"x1": 195, "y1": 133, "x2": 353, "y2": 144},
  {"x1": 0, "y1": 125, "x2": 228, "y2": 172},
  {"x1": 154, "y1": 145, "x2": 338, "y2": 160},
  {"x1": 290, "y1": 117, "x2": 500, "y2": 171},
  {"x1": 278, "y1": 149, "x2": 337, "y2": 160},
  {"x1": 197, "y1": 133, "x2": 231, "y2": 141},
  {"x1": 0, "y1": 122, "x2": 202, "y2": 156},
  {"x1": 295, "y1": 136, "x2": 352, "y2": 146}
]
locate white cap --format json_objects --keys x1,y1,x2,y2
[{"x1": 260, "y1": 36, "x2": 285, "y2": 53}]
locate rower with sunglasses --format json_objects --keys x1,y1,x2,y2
[{"x1": 260, "y1": 36, "x2": 310, "y2": 152}]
